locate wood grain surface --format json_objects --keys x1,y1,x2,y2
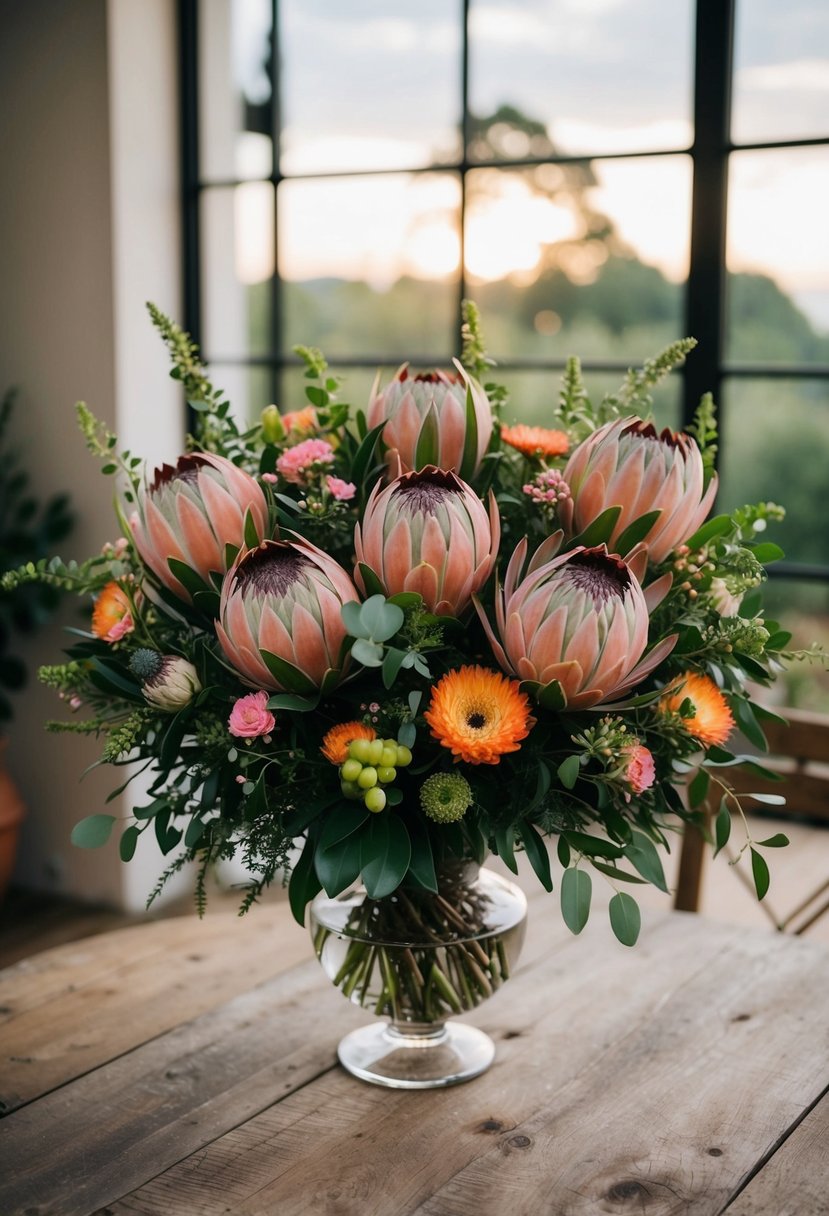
[{"x1": 1, "y1": 889, "x2": 827, "y2": 1216}]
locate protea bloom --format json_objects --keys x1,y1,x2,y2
[
  {"x1": 129, "y1": 453, "x2": 268, "y2": 601},
  {"x1": 216, "y1": 538, "x2": 359, "y2": 691},
  {"x1": 354, "y1": 466, "x2": 500, "y2": 617},
  {"x1": 367, "y1": 363, "x2": 493, "y2": 478},
  {"x1": 475, "y1": 541, "x2": 676, "y2": 709},
  {"x1": 560, "y1": 418, "x2": 718, "y2": 564}
]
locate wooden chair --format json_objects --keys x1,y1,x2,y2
[{"x1": 675, "y1": 708, "x2": 829, "y2": 932}]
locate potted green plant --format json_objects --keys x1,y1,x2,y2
[{"x1": 0, "y1": 389, "x2": 73, "y2": 898}]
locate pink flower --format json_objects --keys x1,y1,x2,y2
[
  {"x1": 276, "y1": 439, "x2": 335, "y2": 485},
  {"x1": 228, "y1": 691, "x2": 276, "y2": 739},
  {"x1": 261, "y1": 472, "x2": 278, "y2": 485},
  {"x1": 523, "y1": 469, "x2": 571, "y2": 506},
  {"x1": 622, "y1": 744, "x2": 655, "y2": 795},
  {"x1": 326, "y1": 475, "x2": 356, "y2": 501}
]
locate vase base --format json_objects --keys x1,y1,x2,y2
[{"x1": 337, "y1": 1021, "x2": 495, "y2": 1089}]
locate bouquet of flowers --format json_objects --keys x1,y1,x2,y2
[{"x1": 11, "y1": 303, "x2": 800, "y2": 973}]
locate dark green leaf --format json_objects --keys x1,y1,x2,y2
[
  {"x1": 305, "y1": 385, "x2": 327, "y2": 408},
  {"x1": 608, "y1": 892, "x2": 641, "y2": 946},
  {"x1": 757, "y1": 833, "x2": 789, "y2": 848},
  {"x1": 167, "y1": 557, "x2": 213, "y2": 598},
  {"x1": 356, "y1": 562, "x2": 386, "y2": 598},
  {"x1": 688, "y1": 767, "x2": 710, "y2": 809},
  {"x1": 259, "y1": 649, "x2": 318, "y2": 695},
  {"x1": 243, "y1": 508, "x2": 260, "y2": 550},
  {"x1": 564, "y1": 831, "x2": 622, "y2": 859},
  {"x1": 730, "y1": 697, "x2": 768, "y2": 751},
  {"x1": 315, "y1": 830, "x2": 364, "y2": 898},
  {"x1": 561, "y1": 867, "x2": 592, "y2": 934},
  {"x1": 556, "y1": 835, "x2": 571, "y2": 868},
  {"x1": 590, "y1": 861, "x2": 647, "y2": 884},
  {"x1": 71, "y1": 814, "x2": 117, "y2": 849},
  {"x1": 685, "y1": 514, "x2": 733, "y2": 548},
  {"x1": 414, "y1": 403, "x2": 440, "y2": 469},
  {"x1": 714, "y1": 800, "x2": 731, "y2": 857},
  {"x1": 749, "y1": 542, "x2": 784, "y2": 564},
  {"x1": 494, "y1": 823, "x2": 517, "y2": 873},
  {"x1": 625, "y1": 831, "x2": 668, "y2": 893},
  {"x1": 558, "y1": 754, "x2": 580, "y2": 790},
  {"x1": 87, "y1": 658, "x2": 143, "y2": 701},
  {"x1": 184, "y1": 817, "x2": 206, "y2": 848},
  {"x1": 568, "y1": 506, "x2": 622, "y2": 550},
  {"x1": 520, "y1": 823, "x2": 552, "y2": 891},
  {"x1": 406, "y1": 819, "x2": 438, "y2": 892},
  {"x1": 289, "y1": 836, "x2": 322, "y2": 926},
  {"x1": 267, "y1": 692, "x2": 320, "y2": 712},
  {"x1": 119, "y1": 825, "x2": 139, "y2": 861},
  {"x1": 361, "y1": 814, "x2": 411, "y2": 899},
  {"x1": 750, "y1": 847, "x2": 770, "y2": 901},
  {"x1": 351, "y1": 421, "x2": 386, "y2": 490},
  {"x1": 614, "y1": 510, "x2": 662, "y2": 555},
  {"x1": 459, "y1": 383, "x2": 479, "y2": 483},
  {"x1": 318, "y1": 805, "x2": 370, "y2": 852}
]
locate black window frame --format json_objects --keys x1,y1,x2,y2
[{"x1": 178, "y1": 0, "x2": 829, "y2": 589}]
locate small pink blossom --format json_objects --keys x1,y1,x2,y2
[
  {"x1": 622, "y1": 744, "x2": 655, "y2": 796},
  {"x1": 326, "y1": 475, "x2": 356, "y2": 501},
  {"x1": 228, "y1": 690, "x2": 276, "y2": 739},
  {"x1": 276, "y1": 438, "x2": 335, "y2": 485},
  {"x1": 261, "y1": 472, "x2": 278, "y2": 484},
  {"x1": 522, "y1": 468, "x2": 571, "y2": 506},
  {"x1": 106, "y1": 613, "x2": 135, "y2": 642}
]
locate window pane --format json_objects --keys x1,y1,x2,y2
[
  {"x1": 726, "y1": 149, "x2": 829, "y2": 364},
  {"x1": 719, "y1": 378, "x2": 829, "y2": 566},
  {"x1": 278, "y1": 173, "x2": 460, "y2": 358},
  {"x1": 279, "y1": 1, "x2": 461, "y2": 175},
  {"x1": 500, "y1": 371, "x2": 681, "y2": 432},
  {"x1": 207, "y1": 363, "x2": 273, "y2": 426},
  {"x1": 468, "y1": 0, "x2": 693, "y2": 159},
  {"x1": 733, "y1": 0, "x2": 829, "y2": 144},
  {"x1": 760, "y1": 580, "x2": 829, "y2": 712},
  {"x1": 200, "y1": 184, "x2": 273, "y2": 361},
  {"x1": 199, "y1": 0, "x2": 273, "y2": 181},
  {"x1": 465, "y1": 157, "x2": 690, "y2": 362}
]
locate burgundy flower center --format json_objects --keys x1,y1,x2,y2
[
  {"x1": 620, "y1": 420, "x2": 689, "y2": 450},
  {"x1": 398, "y1": 369, "x2": 458, "y2": 385},
  {"x1": 233, "y1": 543, "x2": 311, "y2": 597},
  {"x1": 565, "y1": 548, "x2": 631, "y2": 604},
  {"x1": 151, "y1": 453, "x2": 209, "y2": 493},
  {"x1": 392, "y1": 467, "x2": 462, "y2": 512}
]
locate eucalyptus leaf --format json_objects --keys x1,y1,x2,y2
[
  {"x1": 561, "y1": 867, "x2": 592, "y2": 935},
  {"x1": 608, "y1": 892, "x2": 641, "y2": 947},
  {"x1": 71, "y1": 814, "x2": 117, "y2": 849},
  {"x1": 750, "y1": 847, "x2": 770, "y2": 901}
]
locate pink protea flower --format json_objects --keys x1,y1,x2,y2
[
  {"x1": 326, "y1": 475, "x2": 356, "y2": 501},
  {"x1": 228, "y1": 691, "x2": 276, "y2": 739},
  {"x1": 276, "y1": 438, "x2": 334, "y2": 485},
  {"x1": 216, "y1": 538, "x2": 359, "y2": 691},
  {"x1": 354, "y1": 466, "x2": 500, "y2": 617},
  {"x1": 560, "y1": 418, "x2": 718, "y2": 564},
  {"x1": 367, "y1": 363, "x2": 493, "y2": 479},
  {"x1": 475, "y1": 541, "x2": 676, "y2": 709},
  {"x1": 622, "y1": 744, "x2": 655, "y2": 795},
  {"x1": 129, "y1": 452, "x2": 268, "y2": 602}
]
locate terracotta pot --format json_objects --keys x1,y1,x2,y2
[{"x1": 0, "y1": 737, "x2": 26, "y2": 901}]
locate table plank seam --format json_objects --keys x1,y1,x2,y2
[{"x1": 717, "y1": 1078, "x2": 829, "y2": 1214}]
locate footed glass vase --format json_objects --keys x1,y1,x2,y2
[{"x1": 309, "y1": 862, "x2": 527, "y2": 1089}]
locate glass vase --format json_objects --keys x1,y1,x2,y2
[{"x1": 309, "y1": 862, "x2": 527, "y2": 1089}]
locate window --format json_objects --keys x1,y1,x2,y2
[{"x1": 181, "y1": 0, "x2": 829, "y2": 706}]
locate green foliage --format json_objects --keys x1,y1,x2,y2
[{"x1": 0, "y1": 390, "x2": 74, "y2": 718}]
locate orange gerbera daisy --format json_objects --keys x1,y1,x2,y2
[
  {"x1": 660, "y1": 672, "x2": 735, "y2": 748},
  {"x1": 282, "y1": 406, "x2": 318, "y2": 435},
  {"x1": 501, "y1": 424, "x2": 569, "y2": 459},
  {"x1": 91, "y1": 581, "x2": 135, "y2": 643},
  {"x1": 425, "y1": 665, "x2": 534, "y2": 765},
  {"x1": 321, "y1": 721, "x2": 377, "y2": 765}
]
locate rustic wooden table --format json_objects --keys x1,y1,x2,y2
[{"x1": 1, "y1": 885, "x2": 828, "y2": 1216}]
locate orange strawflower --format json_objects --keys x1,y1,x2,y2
[
  {"x1": 660, "y1": 672, "x2": 735, "y2": 748},
  {"x1": 91, "y1": 581, "x2": 135, "y2": 643},
  {"x1": 425, "y1": 665, "x2": 534, "y2": 765},
  {"x1": 501, "y1": 424, "x2": 569, "y2": 459},
  {"x1": 321, "y1": 721, "x2": 377, "y2": 765}
]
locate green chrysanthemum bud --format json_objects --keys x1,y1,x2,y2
[
  {"x1": 129, "y1": 648, "x2": 164, "y2": 681},
  {"x1": 420, "y1": 772, "x2": 473, "y2": 823}
]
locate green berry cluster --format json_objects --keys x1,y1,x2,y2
[{"x1": 340, "y1": 736, "x2": 413, "y2": 813}]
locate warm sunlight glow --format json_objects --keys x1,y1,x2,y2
[{"x1": 466, "y1": 184, "x2": 578, "y2": 282}]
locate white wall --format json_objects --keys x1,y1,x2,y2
[{"x1": 0, "y1": 0, "x2": 186, "y2": 910}]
